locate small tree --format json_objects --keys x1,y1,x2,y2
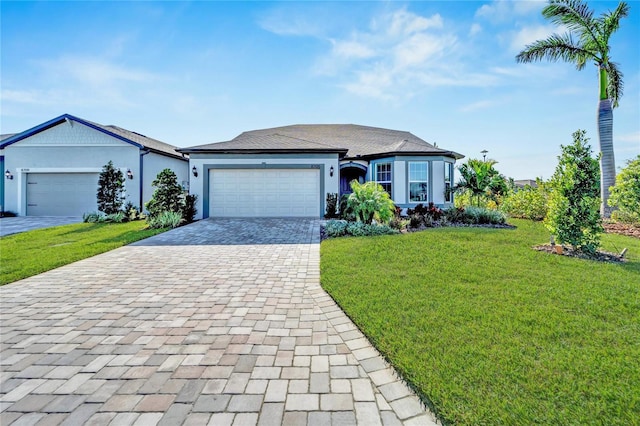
[
  {"x1": 97, "y1": 160, "x2": 126, "y2": 215},
  {"x1": 347, "y1": 181, "x2": 395, "y2": 225},
  {"x1": 545, "y1": 130, "x2": 602, "y2": 255},
  {"x1": 145, "y1": 169, "x2": 184, "y2": 218},
  {"x1": 608, "y1": 155, "x2": 640, "y2": 224},
  {"x1": 454, "y1": 159, "x2": 508, "y2": 207}
]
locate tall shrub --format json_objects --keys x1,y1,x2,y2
[
  {"x1": 545, "y1": 130, "x2": 602, "y2": 255},
  {"x1": 145, "y1": 169, "x2": 185, "y2": 218},
  {"x1": 97, "y1": 160, "x2": 126, "y2": 215},
  {"x1": 608, "y1": 155, "x2": 640, "y2": 224},
  {"x1": 347, "y1": 181, "x2": 395, "y2": 225},
  {"x1": 501, "y1": 179, "x2": 549, "y2": 220}
]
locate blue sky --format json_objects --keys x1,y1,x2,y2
[{"x1": 2, "y1": 0, "x2": 638, "y2": 180}]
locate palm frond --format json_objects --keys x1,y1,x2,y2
[
  {"x1": 543, "y1": 0, "x2": 595, "y2": 34},
  {"x1": 606, "y1": 62, "x2": 624, "y2": 107},
  {"x1": 598, "y1": 2, "x2": 630, "y2": 42},
  {"x1": 516, "y1": 33, "x2": 598, "y2": 66}
]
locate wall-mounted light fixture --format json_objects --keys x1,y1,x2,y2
[
  {"x1": 5, "y1": 169, "x2": 13, "y2": 180},
  {"x1": 126, "y1": 169, "x2": 134, "y2": 180},
  {"x1": 329, "y1": 166, "x2": 334, "y2": 177},
  {"x1": 192, "y1": 166, "x2": 198, "y2": 177}
]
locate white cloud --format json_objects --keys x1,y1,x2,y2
[
  {"x1": 0, "y1": 89, "x2": 48, "y2": 105},
  {"x1": 306, "y1": 7, "x2": 501, "y2": 100},
  {"x1": 475, "y1": 0, "x2": 544, "y2": 23},
  {"x1": 510, "y1": 24, "x2": 557, "y2": 52},
  {"x1": 331, "y1": 40, "x2": 376, "y2": 60},
  {"x1": 1, "y1": 56, "x2": 166, "y2": 111},
  {"x1": 39, "y1": 56, "x2": 158, "y2": 86},
  {"x1": 258, "y1": 6, "x2": 329, "y2": 37},
  {"x1": 469, "y1": 23, "x2": 483, "y2": 37},
  {"x1": 382, "y1": 9, "x2": 443, "y2": 36},
  {"x1": 459, "y1": 99, "x2": 499, "y2": 112},
  {"x1": 617, "y1": 131, "x2": 640, "y2": 144}
]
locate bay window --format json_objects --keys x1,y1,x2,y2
[{"x1": 409, "y1": 162, "x2": 428, "y2": 202}]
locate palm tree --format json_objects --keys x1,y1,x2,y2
[
  {"x1": 516, "y1": 0, "x2": 628, "y2": 217},
  {"x1": 454, "y1": 159, "x2": 507, "y2": 207}
]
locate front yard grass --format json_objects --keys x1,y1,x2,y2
[
  {"x1": 0, "y1": 221, "x2": 166, "y2": 285},
  {"x1": 321, "y1": 219, "x2": 640, "y2": 425}
]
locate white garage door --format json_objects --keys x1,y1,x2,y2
[
  {"x1": 27, "y1": 173, "x2": 99, "y2": 216},
  {"x1": 210, "y1": 169, "x2": 320, "y2": 217}
]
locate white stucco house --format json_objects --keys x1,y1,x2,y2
[
  {"x1": 0, "y1": 114, "x2": 188, "y2": 216},
  {"x1": 178, "y1": 124, "x2": 464, "y2": 219}
]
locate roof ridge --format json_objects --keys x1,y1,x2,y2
[{"x1": 273, "y1": 133, "x2": 344, "y2": 150}]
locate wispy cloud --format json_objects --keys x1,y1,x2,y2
[
  {"x1": 475, "y1": 0, "x2": 544, "y2": 23},
  {"x1": 258, "y1": 5, "x2": 331, "y2": 37},
  {"x1": 459, "y1": 99, "x2": 500, "y2": 112},
  {"x1": 38, "y1": 56, "x2": 159, "y2": 86},
  {"x1": 263, "y1": 6, "x2": 503, "y2": 101},
  {"x1": 617, "y1": 131, "x2": 640, "y2": 144},
  {"x1": 1, "y1": 55, "x2": 165, "y2": 113},
  {"x1": 509, "y1": 24, "x2": 558, "y2": 52},
  {"x1": 469, "y1": 23, "x2": 483, "y2": 37}
]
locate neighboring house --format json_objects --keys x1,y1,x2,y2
[
  {"x1": 178, "y1": 124, "x2": 464, "y2": 219},
  {"x1": 514, "y1": 179, "x2": 538, "y2": 189},
  {"x1": 1, "y1": 114, "x2": 188, "y2": 216}
]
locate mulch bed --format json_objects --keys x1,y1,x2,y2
[
  {"x1": 603, "y1": 221, "x2": 640, "y2": 239},
  {"x1": 534, "y1": 244, "x2": 626, "y2": 263}
]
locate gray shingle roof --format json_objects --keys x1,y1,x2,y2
[
  {"x1": 81, "y1": 119, "x2": 184, "y2": 159},
  {"x1": 0, "y1": 114, "x2": 185, "y2": 160},
  {"x1": 179, "y1": 124, "x2": 463, "y2": 159}
]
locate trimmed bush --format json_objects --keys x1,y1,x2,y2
[
  {"x1": 464, "y1": 206, "x2": 506, "y2": 224},
  {"x1": 501, "y1": 181, "x2": 549, "y2": 220},
  {"x1": 325, "y1": 220, "x2": 349, "y2": 238},
  {"x1": 83, "y1": 212, "x2": 102, "y2": 223},
  {"x1": 324, "y1": 220, "x2": 398, "y2": 238}
]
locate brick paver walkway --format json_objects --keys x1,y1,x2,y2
[{"x1": 0, "y1": 218, "x2": 438, "y2": 425}]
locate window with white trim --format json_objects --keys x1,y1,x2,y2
[
  {"x1": 409, "y1": 162, "x2": 428, "y2": 202},
  {"x1": 375, "y1": 163, "x2": 392, "y2": 197},
  {"x1": 445, "y1": 163, "x2": 453, "y2": 202}
]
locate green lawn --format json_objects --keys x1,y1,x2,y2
[
  {"x1": 0, "y1": 221, "x2": 166, "y2": 285},
  {"x1": 321, "y1": 219, "x2": 640, "y2": 425}
]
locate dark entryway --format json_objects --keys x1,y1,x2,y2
[{"x1": 339, "y1": 163, "x2": 367, "y2": 196}]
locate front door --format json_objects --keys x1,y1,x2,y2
[{"x1": 340, "y1": 168, "x2": 366, "y2": 196}]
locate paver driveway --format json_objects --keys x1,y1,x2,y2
[{"x1": 0, "y1": 218, "x2": 437, "y2": 425}]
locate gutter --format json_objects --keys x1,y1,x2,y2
[{"x1": 139, "y1": 148, "x2": 150, "y2": 211}]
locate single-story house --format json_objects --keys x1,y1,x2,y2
[
  {"x1": 1, "y1": 114, "x2": 188, "y2": 216},
  {"x1": 178, "y1": 124, "x2": 464, "y2": 219}
]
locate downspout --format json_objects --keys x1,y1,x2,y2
[{"x1": 139, "y1": 148, "x2": 150, "y2": 212}]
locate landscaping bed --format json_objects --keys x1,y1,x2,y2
[{"x1": 604, "y1": 221, "x2": 640, "y2": 239}]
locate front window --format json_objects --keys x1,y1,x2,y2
[
  {"x1": 444, "y1": 163, "x2": 453, "y2": 202},
  {"x1": 409, "y1": 162, "x2": 429, "y2": 202},
  {"x1": 375, "y1": 163, "x2": 392, "y2": 197}
]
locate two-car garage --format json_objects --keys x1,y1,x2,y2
[{"x1": 208, "y1": 168, "x2": 321, "y2": 217}]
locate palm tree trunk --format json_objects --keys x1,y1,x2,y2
[{"x1": 597, "y1": 98, "x2": 616, "y2": 217}]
